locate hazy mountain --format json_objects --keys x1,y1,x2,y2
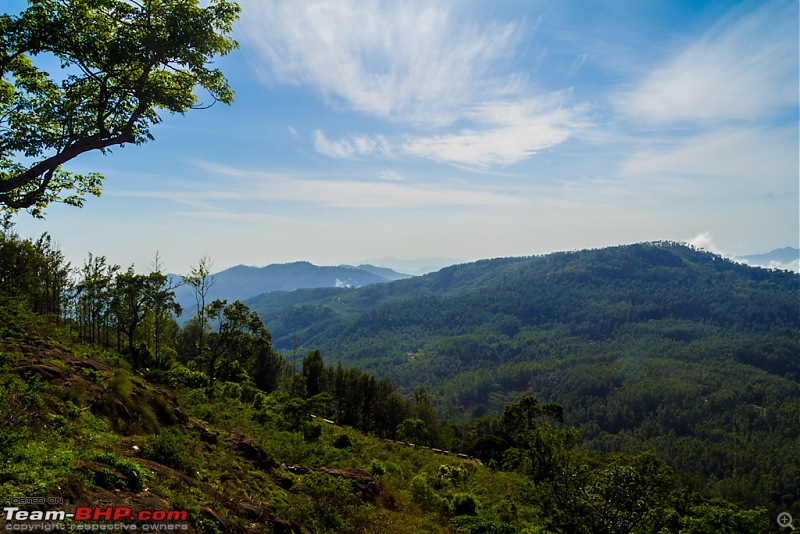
[
  {"x1": 738, "y1": 246, "x2": 799, "y2": 271},
  {"x1": 355, "y1": 256, "x2": 463, "y2": 275},
  {"x1": 340, "y1": 264, "x2": 414, "y2": 281},
  {"x1": 172, "y1": 261, "x2": 406, "y2": 319}
]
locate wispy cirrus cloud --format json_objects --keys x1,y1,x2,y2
[
  {"x1": 378, "y1": 170, "x2": 403, "y2": 181},
  {"x1": 237, "y1": 0, "x2": 586, "y2": 169},
  {"x1": 312, "y1": 95, "x2": 585, "y2": 168},
  {"x1": 116, "y1": 162, "x2": 525, "y2": 211},
  {"x1": 621, "y1": 1, "x2": 797, "y2": 124},
  {"x1": 400, "y1": 96, "x2": 585, "y2": 168},
  {"x1": 237, "y1": 0, "x2": 525, "y2": 126},
  {"x1": 619, "y1": 125, "x2": 798, "y2": 193},
  {"x1": 614, "y1": 1, "x2": 798, "y2": 211}
]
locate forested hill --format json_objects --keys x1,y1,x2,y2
[
  {"x1": 250, "y1": 241, "x2": 798, "y2": 358},
  {"x1": 249, "y1": 242, "x2": 800, "y2": 510}
]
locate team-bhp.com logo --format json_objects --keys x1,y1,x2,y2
[{"x1": 4, "y1": 506, "x2": 188, "y2": 531}]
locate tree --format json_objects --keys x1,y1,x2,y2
[
  {"x1": 499, "y1": 395, "x2": 573, "y2": 482},
  {"x1": 203, "y1": 299, "x2": 274, "y2": 390},
  {"x1": 113, "y1": 267, "x2": 151, "y2": 366},
  {"x1": 181, "y1": 255, "x2": 214, "y2": 362},
  {"x1": 0, "y1": 228, "x2": 71, "y2": 318},
  {"x1": 112, "y1": 266, "x2": 169, "y2": 368},
  {"x1": 143, "y1": 252, "x2": 181, "y2": 369},
  {"x1": 0, "y1": 0, "x2": 240, "y2": 215},
  {"x1": 302, "y1": 350, "x2": 326, "y2": 398},
  {"x1": 397, "y1": 418, "x2": 429, "y2": 445},
  {"x1": 76, "y1": 253, "x2": 118, "y2": 346}
]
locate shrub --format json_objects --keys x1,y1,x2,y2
[
  {"x1": 221, "y1": 381, "x2": 242, "y2": 400},
  {"x1": 411, "y1": 474, "x2": 450, "y2": 514},
  {"x1": 451, "y1": 493, "x2": 479, "y2": 516},
  {"x1": 167, "y1": 366, "x2": 209, "y2": 389},
  {"x1": 252, "y1": 392, "x2": 268, "y2": 410},
  {"x1": 139, "y1": 431, "x2": 195, "y2": 474},
  {"x1": 332, "y1": 433, "x2": 352, "y2": 449},
  {"x1": 368, "y1": 459, "x2": 386, "y2": 478},
  {"x1": 91, "y1": 453, "x2": 152, "y2": 492}
]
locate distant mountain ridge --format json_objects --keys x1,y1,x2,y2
[
  {"x1": 249, "y1": 242, "x2": 800, "y2": 357},
  {"x1": 355, "y1": 256, "x2": 464, "y2": 275},
  {"x1": 342, "y1": 264, "x2": 412, "y2": 281},
  {"x1": 738, "y1": 246, "x2": 799, "y2": 271},
  {"x1": 172, "y1": 261, "x2": 411, "y2": 319}
]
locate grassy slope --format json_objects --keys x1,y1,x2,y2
[{"x1": 0, "y1": 300, "x2": 554, "y2": 533}]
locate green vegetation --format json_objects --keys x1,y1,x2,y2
[
  {"x1": 252, "y1": 241, "x2": 800, "y2": 518},
  {"x1": 0, "y1": 0, "x2": 239, "y2": 215},
  {"x1": 1, "y1": 229, "x2": 794, "y2": 532}
]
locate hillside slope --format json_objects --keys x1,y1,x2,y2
[
  {"x1": 1, "y1": 300, "x2": 775, "y2": 533},
  {"x1": 248, "y1": 242, "x2": 800, "y2": 512},
  {"x1": 252, "y1": 242, "x2": 798, "y2": 370}
]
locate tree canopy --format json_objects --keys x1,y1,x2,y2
[{"x1": 0, "y1": 0, "x2": 240, "y2": 215}]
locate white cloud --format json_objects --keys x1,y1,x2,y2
[
  {"x1": 313, "y1": 130, "x2": 391, "y2": 159},
  {"x1": 238, "y1": 0, "x2": 526, "y2": 126},
  {"x1": 622, "y1": 1, "x2": 798, "y2": 123},
  {"x1": 687, "y1": 231, "x2": 725, "y2": 255},
  {"x1": 401, "y1": 97, "x2": 584, "y2": 167},
  {"x1": 766, "y1": 259, "x2": 800, "y2": 273},
  {"x1": 238, "y1": 1, "x2": 587, "y2": 169},
  {"x1": 265, "y1": 178, "x2": 524, "y2": 209},
  {"x1": 314, "y1": 95, "x2": 585, "y2": 167},
  {"x1": 685, "y1": 234, "x2": 800, "y2": 272}
]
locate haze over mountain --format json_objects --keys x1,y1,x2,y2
[
  {"x1": 172, "y1": 261, "x2": 411, "y2": 319},
  {"x1": 737, "y1": 246, "x2": 799, "y2": 272},
  {"x1": 354, "y1": 256, "x2": 464, "y2": 276}
]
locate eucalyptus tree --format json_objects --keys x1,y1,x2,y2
[
  {"x1": 181, "y1": 255, "x2": 214, "y2": 362},
  {"x1": 146, "y1": 252, "x2": 181, "y2": 368},
  {"x1": 112, "y1": 265, "x2": 175, "y2": 368},
  {"x1": 76, "y1": 253, "x2": 118, "y2": 346},
  {"x1": 0, "y1": 0, "x2": 240, "y2": 215}
]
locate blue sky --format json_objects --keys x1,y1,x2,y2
[{"x1": 11, "y1": 0, "x2": 799, "y2": 273}]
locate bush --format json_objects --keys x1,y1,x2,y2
[
  {"x1": 91, "y1": 453, "x2": 152, "y2": 492},
  {"x1": 451, "y1": 493, "x2": 479, "y2": 516},
  {"x1": 252, "y1": 392, "x2": 268, "y2": 410},
  {"x1": 368, "y1": 459, "x2": 386, "y2": 478},
  {"x1": 411, "y1": 474, "x2": 450, "y2": 514},
  {"x1": 221, "y1": 381, "x2": 242, "y2": 400},
  {"x1": 332, "y1": 433, "x2": 352, "y2": 449},
  {"x1": 139, "y1": 431, "x2": 195, "y2": 474},
  {"x1": 166, "y1": 366, "x2": 209, "y2": 389}
]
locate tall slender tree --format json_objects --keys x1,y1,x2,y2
[
  {"x1": 146, "y1": 252, "x2": 181, "y2": 368},
  {"x1": 181, "y1": 255, "x2": 215, "y2": 364}
]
